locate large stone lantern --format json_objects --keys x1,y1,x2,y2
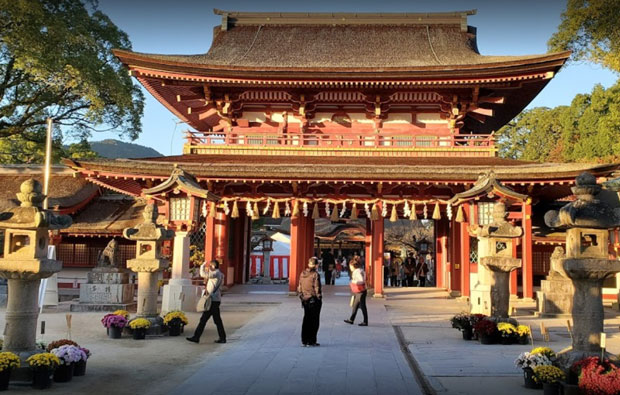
[
  {"x1": 544, "y1": 172, "x2": 620, "y2": 364},
  {"x1": 0, "y1": 179, "x2": 71, "y2": 353},
  {"x1": 469, "y1": 202, "x2": 523, "y2": 318},
  {"x1": 123, "y1": 203, "x2": 174, "y2": 333}
]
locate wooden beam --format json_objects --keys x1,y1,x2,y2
[
  {"x1": 471, "y1": 107, "x2": 494, "y2": 117},
  {"x1": 478, "y1": 96, "x2": 505, "y2": 104},
  {"x1": 177, "y1": 94, "x2": 204, "y2": 102},
  {"x1": 467, "y1": 112, "x2": 487, "y2": 123}
]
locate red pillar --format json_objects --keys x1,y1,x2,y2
[
  {"x1": 365, "y1": 218, "x2": 373, "y2": 288},
  {"x1": 371, "y1": 204, "x2": 384, "y2": 297},
  {"x1": 305, "y1": 217, "x2": 314, "y2": 263},
  {"x1": 522, "y1": 202, "x2": 534, "y2": 299},
  {"x1": 289, "y1": 214, "x2": 305, "y2": 293},
  {"x1": 449, "y1": 218, "x2": 461, "y2": 294},
  {"x1": 231, "y1": 213, "x2": 246, "y2": 285},
  {"x1": 204, "y1": 215, "x2": 216, "y2": 262},
  {"x1": 459, "y1": 207, "x2": 471, "y2": 297},
  {"x1": 435, "y1": 217, "x2": 447, "y2": 289},
  {"x1": 510, "y1": 240, "x2": 518, "y2": 296},
  {"x1": 215, "y1": 211, "x2": 230, "y2": 284}
]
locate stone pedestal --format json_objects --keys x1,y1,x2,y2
[
  {"x1": 71, "y1": 268, "x2": 135, "y2": 312},
  {"x1": 537, "y1": 276, "x2": 574, "y2": 317},
  {"x1": 123, "y1": 203, "x2": 174, "y2": 335},
  {"x1": 479, "y1": 256, "x2": 521, "y2": 318},
  {"x1": 161, "y1": 232, "x2": 201, "y2": 313}
]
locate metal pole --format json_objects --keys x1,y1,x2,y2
[{"x1": 43, "y1": 118, "x2": 53, "y2": 210}]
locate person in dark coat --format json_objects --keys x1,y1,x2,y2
[
  {"x1": 321, "y1": 249, "x2": 335, "y2": 285},
  {"x1": 298, "y1": 257, "x2": 322, "y2": 347}
]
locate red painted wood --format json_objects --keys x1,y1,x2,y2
[
  {"x1": 289, "y1": 214, "x2": 303, "y2": 293},
  {"x1": 371, "y1": 204, "x2": 384, "y2": 296},
  {"x1": 365, "y1": 218, "x2": 373, "y2": 288},
  {"x1": 204, "y1": 215, "x2": 216, "y2": 263},
  {"x1": 215, "y1": 211, "x2": 229, "y2": 281},
  {"x1": 522, "y1": 202, "x2": 534, "y2": 299},
  {"x1": 459, "y1": 204, "x2": 471, "y2": 297},
  {"x1": 450, "y1": 219, "x2": 461, "y2": 293},
  {"x1": 435, "y1": 217, "x2": 446, "y2": 289}
]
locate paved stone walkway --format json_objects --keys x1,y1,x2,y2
[{"x1": 174, "y1": 285, "x2": 423, "y2": 395}]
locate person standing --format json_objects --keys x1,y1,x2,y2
[
  {"x1": 417, "y1": 256, "x2": 429, "y2": 287},
  {"x1": 404, "y1": 254, "x2": 415, "y2": 287},
  {"x1": 187, "y1": 259, "x2": 227, "y2": 344},
  {"x1": 321, "y1": 249, "x2": 335, "y2": 285},
  {"x1": 298, "y1": 257, "x2": 322, "y2": 347},
  {"x1": 344, "y1": 257, "x2": 368, "y2": 326}
]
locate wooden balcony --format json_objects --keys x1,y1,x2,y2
[{"x1": 183, "y1": 131, "x2": 497, "y2": 158}]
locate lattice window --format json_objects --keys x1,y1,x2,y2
[
  {"x1": 478, "y1": 202, "x2": 495, "y2": 225},
  {"x1": 469, "y1": 237, "x2": 478, "y2": 264},
  {"x1": 415, "y1": 136, "x2": 433, "y2": 147},
  {"x1": 189, "y1": 219, "x2": 206, "y2": 251}
]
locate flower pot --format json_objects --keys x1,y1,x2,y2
[
  {"x1": 500, "y1": 336, "x2": 514, "y2": 345},
  {"x1": 32, "y1": 368, "x2": 54, "y2": 389},
  {"x1": 479, "y1": 334, "x2": 495, "y2": 344},
  {"x1": 523, "y1": 367, "x2": 542, "y2": 389},
  {"x1": 518, "y1": 335, "x2": 529, "y2": 345},
  {"x1": 168, "y1": 323, "x2": 183, "y2": 337},
  {"x1": 73, "y1": 360, "x2": 87, "y2": 376},
  {"x1": 53, "y1": 363, "x2": 74, "y2": 383},
  {"x1": 543, "y1": 382, "x2": 559, "y2": 395},
  {"x1": 559, "y1": 381, "x2": 580, "y2": 395},
  {"x1": 133, "y1": 328, "x2": 147, "y2": 340},
  {"x1": 108, "y1": 325, "x2": 122, "y2": 339},
  {"x1": 0, "y1": 369, "x2": 11, "y2": 391}
]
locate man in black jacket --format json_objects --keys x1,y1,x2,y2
[
  {"x1": 298, "y1": 257, "x2": 322, "y2": 347},
  {"x1": 321, "y1": 249, "x2": 335, "y2": 285}
]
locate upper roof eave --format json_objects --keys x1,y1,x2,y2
[{"x1": 113, "y1": 49, "x2": 570, "y2": 79}]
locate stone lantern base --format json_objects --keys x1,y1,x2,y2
[
  {"x1": 536, "y1": 276, "x2": 574, "y2": 317},
  {"x1": 71, "y1": 267, "x2": 136, "y2": 312}
]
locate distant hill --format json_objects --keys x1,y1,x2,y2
[{"x1": 89, "y1": 139, "x2": 163, "y2": 159}]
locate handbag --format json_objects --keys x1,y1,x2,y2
[{"x1": 196, "y1": 275, "x2": 222, "y2": 312}]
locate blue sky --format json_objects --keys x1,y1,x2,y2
[{"x1": 93, "y1": 0, "x2": 617, "y2": 156}]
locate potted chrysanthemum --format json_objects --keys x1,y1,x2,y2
[
  {"x1": 516, "y1": 325, "x2": 531, "y2": 345},
  {"x1": 101, "y1": 313, "x2": 128, "y2": 339},
  {"x1": 163, "y1": 311, "x2": 189, "y2": 337},
  {"x1": 473, "y1": 319, "x2": 497, "y2": 344},
  {"x1": 73, "y1": 347, "x2": 91, "y2": 377},
  {"x1": 533, "y1": 365, "x2": 565, "y2": 395},
  {"x1": 112, "y1": 310, "x2": 130, "y2": 319},
  {"x1": 0, "y1": 352, "x2": 20, "y2": 390},
  {"x1": 129, "y1": 318, "x2": 151, "y2": 340},
  {"x1": 45, "y1": 339, "x2": 78, "y2": 352},
  {"x1": 50, "y1": 345, "x2": 85, "y2": 383},
  {"x1": 515, "y1": 347, "x2": 556, "y2": 389},
  {"x1": 26, "y1": 353, "x2": 60, "y2": 389},
  {"x1": 497, "y1": 322, "x2": 518, "y2": 345}
]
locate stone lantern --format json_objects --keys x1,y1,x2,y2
[
  {"x1": 0, "y1": 179, "x2": 71, "y2": 353},
  {"x1": 544, "y1": 172, "x2": 620, "y2": 364},
  {"x1": 469, "y1": 202, "x2": 523, "y2": 318},
  {"x1": 123, "y1": 203, "x2": 174, "y2": 333}
]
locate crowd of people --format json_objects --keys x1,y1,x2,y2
[{"x1": 384, "y1": 252, "x2": 432, "y2": 287}]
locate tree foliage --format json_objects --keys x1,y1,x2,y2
[
  {"x1": 0, "y1": 0, "x2": 144, "y2": 163},
  {"x1": 497, "y1": 82, "x2": 620, "y2": 163},
  {"x1": 384, "y1": 220, "x2": 433, "y2": 253},
  {"x1": 549, "y1": 0, "x2": 620, "y2": 72}
]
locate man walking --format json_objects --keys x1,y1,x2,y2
[
  {"x1": 321, "y1": 249, "x2": 335, "y2": 285},
  {"x1": 186, "y1": 259, "x2": 227, "y2": 344}
]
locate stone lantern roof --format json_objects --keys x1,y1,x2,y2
[{"x1": 544, "y1": 172, "x2": 620, "y2": 229}]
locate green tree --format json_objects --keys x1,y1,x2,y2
[
  {"x1": 549, "y1": 0, "x2": 620, "y2": 72},
  {"x1": 498, "y1": 82, "x2": 620, "y2": 163},
  {"x1": 0, "y1": 0, "x2": 144, "y2": 151}
]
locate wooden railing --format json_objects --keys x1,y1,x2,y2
[{"x1": 184, "y1": 131, "x2": 495, "y2": 150}]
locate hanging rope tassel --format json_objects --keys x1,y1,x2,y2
[
  {"x1": 371, "y1": 203, "x2": 380, "y2": 221},
  {"x1": 390, "y1": 204, "x2": 398, "y2": 222},
  {"x1": 350, "y1": 203, "x2": 358, "y2": 220},
  {"x1": 231, "y1": 200, "x2": 239, "y2": 218},
  {"x1": 252, "y1": 202, "x2": 260, "y2": 220},
  {"x1": 432, "y1": 202, "x2": 441, "y2": 220},
  {"x1": 409, "y1": 202, "x2": 418, "y2": 221},
  {"x1": 291, "y1": 200, "x2": 300, "y2": 218},
  {"x1": 209, "y1": 201, "x2": 217, "y2": 218},
  {"x1": 455, "y1": 205, "x2": 465, "y2": 223},
  {"x1": 272, "y1": 201, "x2": 280, "y2": 219},
  {"x1": 312, "y1": 202, "x2": 320, "y2": 219},
  {"x1": 330, "y1": 206, "x2": 339, "y2": 222}
]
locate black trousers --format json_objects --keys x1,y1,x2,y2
[
  {"x1": 192, "y1": 301, "x2": 226, "y2": 340},
  {"x1": 349, "y1": 290, "x2": 368, "y2": 324},
  {"x1": 301, "y1": 299, "x2": 322, "y2": 345},
  {"x1": 406, "y1": 275, "x2": 414, "y2": 287},
  {"x1": 419, "y1": 276, "x2": 426, "y2": 287},
  {"x1": 324, "y1": 270, "x2": 333, "y2": 285}
]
